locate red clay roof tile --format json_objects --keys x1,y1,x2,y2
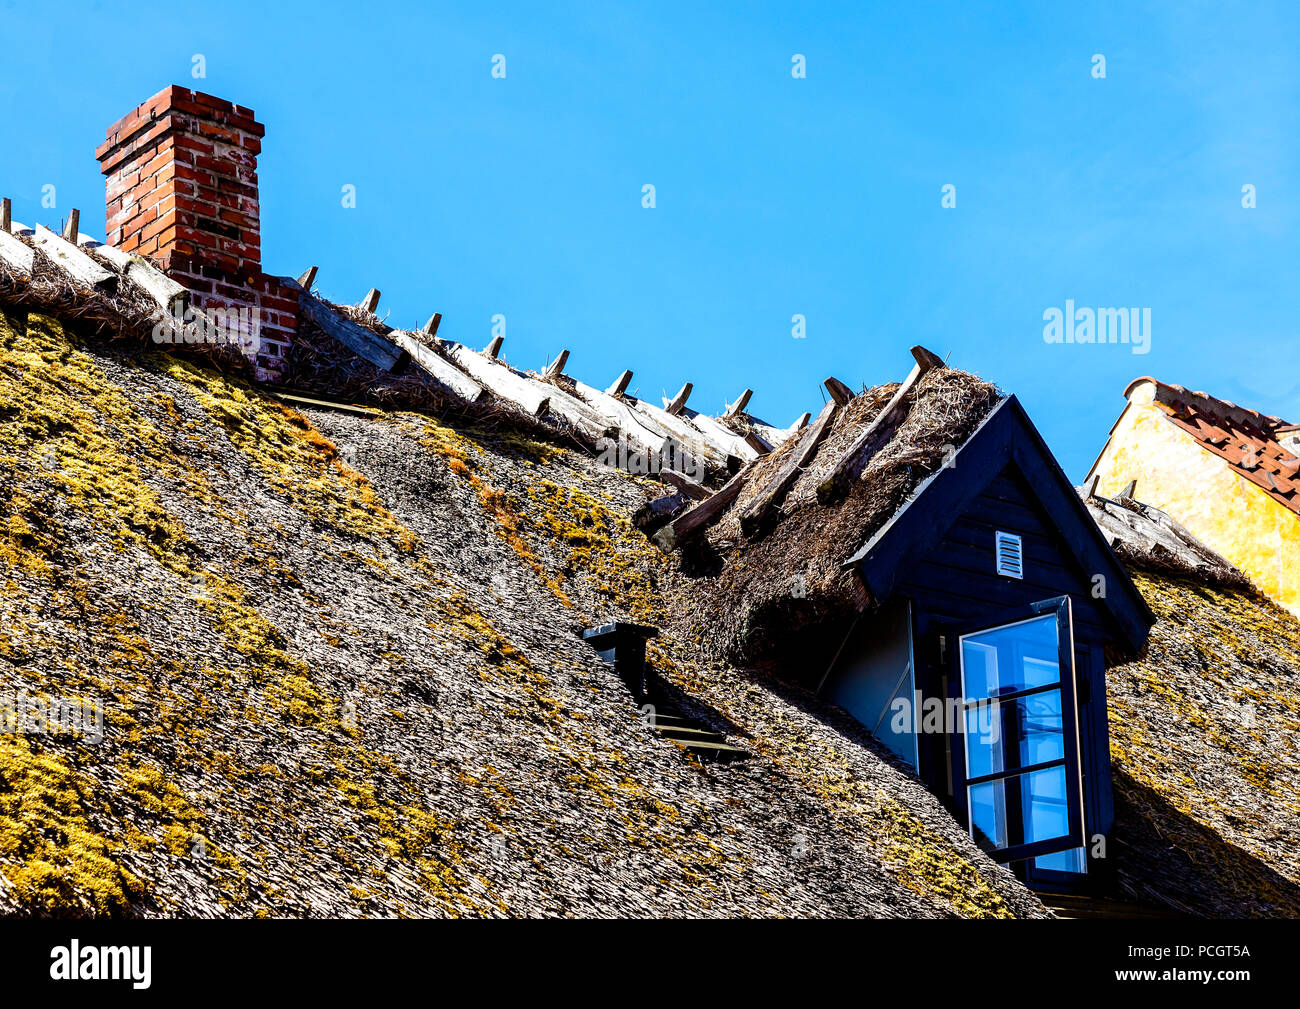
[{"x1": 1137, "y1": 378, "x2": 1300, "y2": 517}]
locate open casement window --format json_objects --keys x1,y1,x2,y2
[{"x1": 953, "y1": 597, "x2": 1085, "y2": 865}]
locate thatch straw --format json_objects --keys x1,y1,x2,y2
[
  {"x1": 283, "y1": 312, "x2": 593, "y2": 449},
  {"x1": 1085, "y1": 494, "x2": 1254, "y2": 593},
  {"x1": 0, "y1": 252, "x2": 159, "y2": 343},
  {"x1": 680, "y1": 369, "x2": 1002, "y2": 665},
  {"x1": 0, "y1": 248, "x2": 259, "y2": 379},
  {"x1": 0, "y1": 260, "x2": 598, "y2": 452}
]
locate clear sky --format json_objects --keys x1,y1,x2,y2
[{"x1": 2, "y1": 1, "x2": 1297, "y2": 479}]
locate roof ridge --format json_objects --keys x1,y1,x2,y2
[{"x1": 1126, "y1": 375, "x2": 1294, "y2": 430}]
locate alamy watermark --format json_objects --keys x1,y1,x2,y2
[
  {"x1": 890, "y1": 691, "x2": 1001, "y2": 745},
  {"x1": 1043, "y1": 300, "x2": 1151, "y2": 355},
  {"x1": 1, "y1": 690, "x2": 103, "y2": 744},
  {"x1": 595, "y1": 432, "x2": 706, "y2": 484},
  {"x1": 50, "y1": 941, "x2": 150, "y2": 989},
  {"x1": 151, "y1": 303, "x2": 261, "y2": 351}
]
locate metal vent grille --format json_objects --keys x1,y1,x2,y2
[{"x1": 995, "y1": 531, "x2": 1023, "y2": 579}]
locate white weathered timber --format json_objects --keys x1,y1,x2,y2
[
  {"x1": 626, "y1": 397, "x2": 734, "y2": 470},
  {"x1": 297, "y1": 265, "x2": 318, "y2": 289},
  {"x1": 543, "y1": 349, "x2": 569, "y2": 378},
  {"x1": 86, "y1": 241, "x2": 187, "y2": 311},
  {"x1": 274, "y1": 392, "x2": 383, "y2": 417},
  {"x1": 358, "y1": 289, "x2": 381, "y2": 314},
  {"x1": 421, "y1": 313, "x2": 442, "y2": 337},
  {"x1": 685, "y1": 409, "x2": 761, "y2": 462},
  {"x1": 512, "y1": 370, "x2": 613, "y2": 440},
  {"x1": 749, "y1": 412, "x2": 809, "y2": 448},
  {"x1": 446, "y1": 343, "x2": 551, "y2": 417},
  {"x1": 606, "y1": 370, "x2": 633, "y2": 397},
  {"x1": 123, "y1": 255, "x2": 186, "y2": 311},
  {"x1": 0, "y1": 229, "x2": 35, "y2": 277},
  {"x1": 32, "y1": 225, "x2": 116, "y2": 289},
  {"x1": 83, "y1": 241, "x2": 128, "y2": 268},
  {"x1": 568, "y1": 378, "x2": 683, "y2": 463},
  {"x1": 392, "y1": 332, "x2": 488, "y2": 402},
  {"x1": 297, "y1": 290, "x2": 409, "y2": 372}
]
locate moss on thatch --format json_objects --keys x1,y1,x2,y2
[
  {"x1": 1107, "y1": 565, "x2": 1300, "y2": 917},
  {"x1": 0, "y1": 299, "x2": 1045, "y2": 918}
]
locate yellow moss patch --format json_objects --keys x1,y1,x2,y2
[
  {"x1": 1107, "y1": 570, "x2": 1300, "y2": 899},
  {"x1": 0, "y1": 739, "x2": 145, "y2": 915},
  {"x1": 0, "y1": 499, "x2": 54, "y2": 578},
  {"x1": 870, "y1": 795, "x2": 1014, "y2": 919},
  {"x1": 418, "y1": 421, "x2": 571, "y2": 603},
  {"x1": 165, "y1": 358, "x2": 418, "y2": 553},
  {"x1": 0, "y1": 311, "x2": 188, "y2": 570},
  {"x1": 332, "y1": 769, "x2": 482, "y2": 917},
  {"x1": 525, "y1": 480, "x2": 667, "y2": 623}
]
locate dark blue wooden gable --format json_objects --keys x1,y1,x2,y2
[{"x1": 842, "y1": 395, "x2": 1154, "y2": 654}]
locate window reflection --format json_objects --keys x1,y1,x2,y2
[
  {"x1": 959, "y1": 609, "x2": 1082, "y2": 871},
  {"x1": 961, "y1": 615, "x2": 1060, "y2": 698},
  {"x1": 968, "y1": 765, "x2": 1072, "y2": 853},
  {"x1": 963, "y1": 689, "x2": 1065, "y2": 779},
  {"x1": 1033, "y1": 846, "x2": 1087, "y2": 873}
]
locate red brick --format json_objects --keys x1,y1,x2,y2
[
  {"x1": 99, "y1": 86, "x2": 284, "y2": 372},
  {"x1": 141, "y1": 216, "x2": 176, "y2": 243},
  {"x1": 173, "y1": 134, "x2": 214, "y2": 154},
  {"x1": 193, "y1": 91, "x2": 234, "y2": 114},
  {"x1": 171, "y1": 164, "x2": 211, "y2": 186},
  {"x1": 196, "y1": 121, "x2": 240, "y2": 144}
]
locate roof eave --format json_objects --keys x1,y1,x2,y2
[{"x1": 843, "y1": 395, "x2": 1155, "y2": 654}]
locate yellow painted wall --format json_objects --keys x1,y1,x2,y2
[{"x1": 1089, "y1": 380, "x2": 1300, "y2": 618}]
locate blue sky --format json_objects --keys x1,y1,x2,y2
[{"x1": 2, "y1": 0, "x2": 1297, "y2": 479}]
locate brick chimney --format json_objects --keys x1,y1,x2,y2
[{"x1": 96, "y1": 85, "x2": 297, "y2": 380}]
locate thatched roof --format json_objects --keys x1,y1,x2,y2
[
  {"x1": 0, "y1": 222, "x2": 801, "y2": 481},
  {"x1": 1067, "y1": 493, "x2": 1300, "y2": 915},
  {"x1": 0, "y1": 300, "x2": 1045, "y2": 918},
  {"x1": 685, "y1": 368, "x2": 1003, "y2": 663},
  {"x1": 1083, "y1": 491, "x2": 1251, "y2": 591},
  {"x1": 4, "y1": 251, "x2": 1294, "y2": 918},
  {"x1": 1107, "y1": 573, "x2": 1300, "y2": 916}
]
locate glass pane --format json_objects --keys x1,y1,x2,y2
[
  {"x1": 964, "y1": 701, "x2": 1001, "y2": 779},
  {"x1": 968, "y1": 765, "x2": 1074, "y2": 854},
  {"x1": 963, "y1": 689, "x2": 1065, "y2": 779},
  {"x1": 1033, "y1": 846, "x2": 1087, "y2": 874},
  {"x1": 1019, "y1": 689, "x2": 1065, "y2": 766},
  {"x1": 961, "y1": 615, "x2": 1060, "y2": 699}
]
